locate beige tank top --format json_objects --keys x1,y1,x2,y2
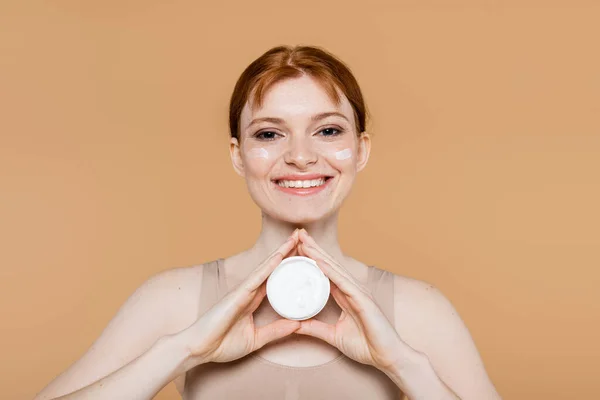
[{"x1": 183, "y1": 258, "x2": 402, "y2": 399}]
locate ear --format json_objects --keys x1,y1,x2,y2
[
  {"x1": 229, "y1": 136, "x2": 245, "y2": 177},
  {"x1": 356, "y1": 131, "x2": 371, "y2": 172}
]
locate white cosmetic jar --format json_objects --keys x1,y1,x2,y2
[{"x1": 266, "y1": 256, "x2": 331, "y2": 321}]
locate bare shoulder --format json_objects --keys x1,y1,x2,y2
[
  {"x1": 140, "y1": 263, "x2": 205, "y2": 331},
  {"x1": 34, "y1": 263, "x2": 206, "y2": 400},
  {"x1": 390, "y1": 273, "x2": 501, "y2": 399},
  {"x1": 390, "y1": 275, "x2": 457, "y2": 350},
  {"x1": 392, "y1": 275, "x2": 457, "y2": 328},
  {"x1": 110, "y1": 262, "x2": 206, "y2": 337}
]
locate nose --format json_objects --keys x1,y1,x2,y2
[{"x1": 283, "y1": 135, "x2": 318, "y2": 169}]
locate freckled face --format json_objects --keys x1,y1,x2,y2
[{"x1": 230, "y1": 75, "x2": 370, "y2": 224}]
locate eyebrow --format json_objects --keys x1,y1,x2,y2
[{"x1": 247, "y1": 111, "x2": 350, "y2": 129}]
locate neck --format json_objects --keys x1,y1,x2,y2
[{"x1": 249, "y1": 211, "x2": 344, "y2": 265}]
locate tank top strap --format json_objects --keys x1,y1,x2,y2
[
  {"x1": 367, "y1": 266, "x2": 395, "y2": 325},
  {"x1": 197, "y1": 258, "x2": 227, "y2": 318}
]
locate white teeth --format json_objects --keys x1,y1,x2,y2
[{"x1": 277, "y1": 178, "x2": 326, "y2": 188}]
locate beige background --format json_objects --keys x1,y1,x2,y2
[{"x1": 1, "y1": 1, "x2": 599, "y2": 399}]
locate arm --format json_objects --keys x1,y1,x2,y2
[
  {"x1": 392, "y1": 276, "x2": 502, "y2": 400},
  {"x1": 383, "y1": 339, "x2": 461, "y2": 400},
  {"x1": 51, "y1": 334, "x2": 191, "y2": 400},
  {"x1": 33, "y1": 266, "x2": 203, "y2": 400},
  {"x1": 35, "y1": 234, "x2": 303, "y2": 400}
]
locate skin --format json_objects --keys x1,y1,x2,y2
[{"x1": 33, "y1": 74, "x2": 502, "y2": 400}]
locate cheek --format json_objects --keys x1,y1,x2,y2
[
  {"x1": 320, "y1": 146, "x2": 355, "y2": 170},
  {"x1": 247, "y1": 148, "x2": 269, "y2": 159},
  {"x1": 243, "y1": 146, "x2": 278, "y2": 177},
  {"x1": 334, "y1": 148, "x2": 352, "y2": 160},
  {"x1": 313, "y1": 134, "x2": 356, "y2": 167}
]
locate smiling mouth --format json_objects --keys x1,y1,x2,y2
[{"x1": 273, "y1": 176, "x2": 333, "y2": 189}]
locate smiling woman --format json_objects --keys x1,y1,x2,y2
[
  {"x1": 229, "y1": 48, "x2": 371, "y2": 225},
  {"x1": 33, "y1": 45, "x2": 501, "y2": 400}
]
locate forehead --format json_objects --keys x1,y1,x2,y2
[{"x1": 239, "y1": 75, "x2": 355, "y2": 129}]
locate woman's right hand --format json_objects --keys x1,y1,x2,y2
[{"x1": 179, "y1": 229, "x2": 301, "y2": 366}]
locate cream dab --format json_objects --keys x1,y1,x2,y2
[
  {"x1": 247, "y1": 147, "x2": 269, "y2": 159},
  {"x1": 335, "y1": 148, "x2": 352, "y2": 160}
]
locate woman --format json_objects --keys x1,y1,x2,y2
[{"x1": 35, "y1": 45, "x2": 501, "y2": 399}]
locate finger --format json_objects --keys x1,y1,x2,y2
[
  {"x1": 329, "y1": 282, "x2": 354, "y2": 314},
  {"x1": 244, "y1": 282, "x2": 267, "y2": 314},
  {"x1": 298, "y1": 230, "x2": 329, "y2": 260},
  {"x1": 242, "y1": 251, "x2": 283, "y2": 293},
  {"x1": 288, "y1": 241, "x2": 300, "y2": 257},
  {"x1": 298, "y1": 230, "x2": 336, "y2": 265},
  {"x1": 298, "y1": 228, "x2": 317, "y2": 247},
  {"x1": 314, "y1": 258, "x2": 363, "y2": 299},
  {"x1": 296, "y1": 318, "x2": 336, "y2": 347},
  {"x1": 300, "y1": 239, "x2": 372, "y2": 300},
  {"x1": 244, "y1": 235, "x2": 298, "y2": 291},
  {"x1": 297, "y1": 241, "x2": 309, "y2": 257},
  {"x1": 291, "y1": 229, "x2": 303, "y2": 257},
  {"x1": 298, "y1": 231, "x2": 353, "y2": 277},
  {"x1": 266, "y1": 229, "x2": 300, "y2": 260},
  {"x1": 254, "y1": 319, "x2": 301, "y2": 350},
  {"x1": 300, "y1": 243, "x2": 356, "y2": 284}
]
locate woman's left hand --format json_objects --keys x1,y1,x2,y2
[{"x1": 295, "y1": 229, "x2": 411, "y2": 372}]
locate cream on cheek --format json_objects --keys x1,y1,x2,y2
[
  {"x1": 242, "y1": 145, "x2": 273, "y2": 194},
  {"x1": 318, "y1": 146, "x2": 353, "y2": 162},
  {"x1": 334, "y1": 148, "x2": 352, "y2": 160},
  {"x1": 242, "y1": 143, "x2": 282, "y2": 186},
  {"x1": 245, "y1": 144, "x2": 286, "y2": 162},
  {"x1": 307, "y1": 137, "x2": 353, "y2": 162},
  {"x1": 246, "y1": 147, "x2": 270, "y2": 159}
]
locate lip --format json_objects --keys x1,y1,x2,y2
[
  {"x1": 272, "y1": 175, "x2": 334, "y2": 196},
  {"x1": 272, "y1": 173, "x2": 331, "y2": 181}
]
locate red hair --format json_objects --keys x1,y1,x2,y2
[{"x1": 229, "y1": 45, "x2": 369, "y2": 139}]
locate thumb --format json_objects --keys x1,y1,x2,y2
[
  {"x1": 254, "y1": 319, "x2": 300, "y2": 350},
  {"x1": 296, "y1": 318, "x2": 336, "y2": 347}
]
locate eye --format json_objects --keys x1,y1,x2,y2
[
  {"x1": 318, "y1": 127, "x2": 344, "y2": 137},
  {"x1": 253, "y1": 130, "x2": 281, "y2": 141}
]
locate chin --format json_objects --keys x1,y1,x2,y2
[
  {"x1": 266, "y1": 206, "x2": 338, "y2": 225},
  {"x1": 280, "y1": 214, "x2": 326, "y2": 225},
  {"x1": 248, "y1": 186, "x2": 348, "y2": 224}
]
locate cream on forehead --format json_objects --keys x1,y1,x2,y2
[
  {"x1": 335, "y1": 148, "x2": 352, "y2": 160},
  {"x1": 247, "y1": 147, "x2": 269, "y2": 159}
]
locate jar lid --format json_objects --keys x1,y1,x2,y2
[{"x1": 266, "y1": 256, "x2": 331, "y2": 321}]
